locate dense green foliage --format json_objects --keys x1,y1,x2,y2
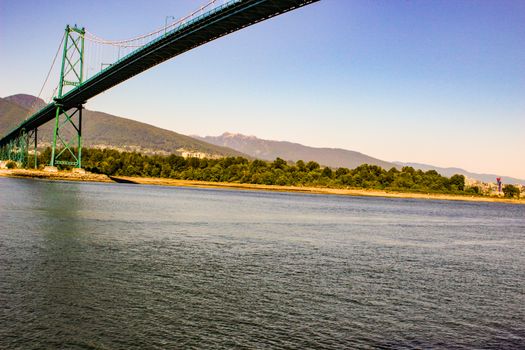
[
  {"x1": 503, "y1": 184, "x2": 520, "y2": 198},
  {"x1": 34, "y1": 147, "x2": 473, "y2": 195}
]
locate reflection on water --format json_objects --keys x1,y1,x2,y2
[{"x1": 1, "y1": 177, "x2": 524, "y2": 349}]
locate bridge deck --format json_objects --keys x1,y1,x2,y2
[{"x1": 0, "y1": 0, "x2": 318, "y2": 146}]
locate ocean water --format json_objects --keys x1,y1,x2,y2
[{"x1": 0, "y1": 177, "x2": 524, "y2": 349}]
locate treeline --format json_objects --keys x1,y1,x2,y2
[{"x1": 34, "y1": 147, "x2": 473, "y2": 195}]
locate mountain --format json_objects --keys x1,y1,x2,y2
[
  {"x1": 197, "y1": 132, "x2": 396, "y2": 169},
  {"x1": 4, "y1": 94, "x2": 523, "y2": 185},
  {"x1": 0, "y1": 94, "x2": 246, "y2": 158},
  {"x1": 395, "y1": 162, "x2": 525, "y2": 186},
  {"x1": 0, "y1": 97, "x2": 32, "y2": 136},
  {"x1": 199, "y1": 133, "x2": 525, "y2": 185},
  {"x1": 4, "y1": 94, "x2": 46, "y2": 112}
]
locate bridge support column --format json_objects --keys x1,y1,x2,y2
[
  {"x1": 0, "y1": 130, "x2": 29, "y2": 166},
  {"x1": 34, "y1": 128, "x2": 38, "y2": 168},
  {"x1": 50, "y1": 104, "x2": 83, "y2": 168},
  {"x1": 27, "y1": 128, "x2": 38, "y2": 169}
]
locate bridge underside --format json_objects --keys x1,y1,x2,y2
[{"x1": 0, "y1": 0, "x2": 319, "y2": 148}]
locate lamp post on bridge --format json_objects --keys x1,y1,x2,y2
[{"x1": 165, "y1": 16, "x2": 176, "y2": 34}]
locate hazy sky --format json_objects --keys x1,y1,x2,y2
[{"x1": 1, "y1": 0, "x2": 524, "y2": 178}]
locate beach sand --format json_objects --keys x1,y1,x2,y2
[{"x1": 1, "y1": 169, "x2": 522, "y2": 205}]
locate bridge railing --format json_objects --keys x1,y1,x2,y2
[
  {"x1": 83, "y1": 0, "x2": 243, "y2": 81},
  {"x1": 63, "y1": 0, "x2": 244, "y2": 99}
]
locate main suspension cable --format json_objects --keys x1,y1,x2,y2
[
  {"x1": 37, "y1": 32, "x2": 65, "y2": 101},
  {"x1": 83, "y1": 0, "x2": 221, "y2": 48},
  {"x1": 26, "y1": 32, "x2": 66, "y2": 119}
]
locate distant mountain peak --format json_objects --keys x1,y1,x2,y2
[
  {"x1": 197, "y1": 132, "x2": 396, "y2": 170},
  {"x1": 221, "y1": 132, "x2": 257, "y2": 140}
]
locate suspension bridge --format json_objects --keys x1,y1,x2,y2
[{"x1": 0, "y1": 0, "x2": 318, "y2": 169}]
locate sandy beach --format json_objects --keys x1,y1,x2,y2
[{"x1": 1, "y1": 168, "x2": 522, "y2": 205}]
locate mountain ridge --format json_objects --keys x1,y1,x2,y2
[
  {"x1": 198, "y1": 132, "x2": 525, "y2": 185},
  {"x1": 2, "y1": 94, "x2": 523, "y2": 185},
  {"x1": 196, "y1": 132, "x2": 397, "y2": 170}
]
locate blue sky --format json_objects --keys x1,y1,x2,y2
[{"x1": 1, "y1": 0, "x2": 524, "y2": 178}]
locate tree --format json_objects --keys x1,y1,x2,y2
[
  {"x1": 306, "y1": 161, "x2": 320, "y2": 171},
  {"x1": 503, "y1": 184, "x2": 520, "y2": 199},
  {"x1": 295, "y1": 160, "x2": 306, "y2": 171},
  {"x1": 272, "y1": 157, "x2": 287, "y2": 170},
  {"x1": 321, "y1": 167, "x2": 333, "y2": 178},
  {"x1": 467, "y1": 186, "x2": 480, "y2": 194},
  {"x1": 335, "y1": 167, "x2": 350, "y2": 177},
  {"x1": 250, "y1": 159, "x2": 266, "y2": 172},
  {"x1": 425, "y1": 169, "x2": 439, "y2": 176},
  {"x1": 401, "y1": 166, "x2": 415, "y2": 174},
  {"x1": 450, "y1": 174, "x2": 465, "y2": 191}
]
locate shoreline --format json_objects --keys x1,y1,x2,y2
[
  {"x1": 1, "y1": 168, "x2": 523, "y2": 205},
  {"x1": 0, "y1": 168, "x2": 113, "y2": 183}
]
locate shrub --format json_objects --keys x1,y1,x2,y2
[{"x1": 503, "y1": 184, "x2": 520, "y2": 199}]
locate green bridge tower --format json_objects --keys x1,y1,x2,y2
[{"x1": 50, "y1": 25, "x2": 85, "y2": 169}]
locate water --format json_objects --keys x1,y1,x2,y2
[{"x1": 0, "y1": 177, "x2": 524, "y2": 349}]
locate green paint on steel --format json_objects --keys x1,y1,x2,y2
[
  {"x1": 51, "y1": 25, "x2": 85, "y2": 168},
  {"x1": 33, "y1": 128, "x2": 38, "y2": 168},
  {"x1": 0, "y1": 130, "x2": 29, "y2": 165},
  {"x1": 0, "y1": 0, "x2": 319, "y2": 154}
]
